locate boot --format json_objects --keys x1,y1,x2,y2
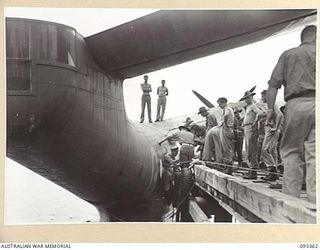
[
  {"x1": 259, "y1": 161, "x2": 267, "y2": 170},
  {"x1": 261, "y1": 166, "x2": 278, "y2": 181},
  {"x1": 277, "y1": 164, "x2": 284, "y2": 175},
  {"x1": 243, "y1": 170, "x2": 257, "y2": 179},
  {"x1": 224, "y1": 165, "x2": 233, "y2": 175}
]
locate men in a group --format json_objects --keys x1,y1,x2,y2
[
  {"x1": 240, "y1": 91, "x2": 265, "y2": 179},
  {"x1": 140, "y1": 75, "x2": 153, "y2": 123},
  {"x1": 158, "y1": 124, "x2": 194, "y2": 169},
  {"x1": 266, "y1": 25, "x2": 316, "y2": 203},
  {"x1": 197, "y1": 106, "x2": 218, "y2": 132},
  {"x1": 218, "y1": 98, "x2": 234, "y2": 174},
  {"x1": 155, "y1": 80, "x2": 169, "y2": 122}
]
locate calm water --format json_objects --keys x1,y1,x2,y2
[{"x1": 5, "y1": 158, "x2": 100, "y2": 224}]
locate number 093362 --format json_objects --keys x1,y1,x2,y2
[{"x1": 300, "y1": 244, "x2": 318, "y2": 248}]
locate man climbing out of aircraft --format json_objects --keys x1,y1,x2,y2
[
  {"x1": 240, "y1": 91, "x2": 264, "y2": 179},
  {"x1": 162, "y1": 142, "x2": 180, "y2": 203},
  {"x1": 266, "y1": 25, "x2": 316, "y2": 203},
  {"x1": 140, "y1": 75, "x2": 153, "y2": 123},
  {"x1": 155, "y1": 80, "x2": 168, "y2": 122},
  {"x1": 218, "y1": 97, "x2": 235, "y2": 175},
  {"x1": 197, "y1": 106, "x2": 218, "y2": 133},
  {"x1": 158, "y1": 124, "x2": 195, "y2": 169},
  {"x1": 260, "y1": 90, "x2": 283, "y2": 182}
]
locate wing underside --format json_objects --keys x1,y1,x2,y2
[{"x1": 85, "y1": 9, "x2": 316, "y2": 79}]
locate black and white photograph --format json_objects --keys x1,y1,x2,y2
[{"x1": 5, "y1": 7, "x2": 317, "y2": 225}]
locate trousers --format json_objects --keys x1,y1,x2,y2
[
  {"x1": 261, "y1": 126, "x2": 280, "y2": 167},
  {"x1": 244, "y1": 125, "x2": 258, "y2": 169},
  {"x1": 179, "y1": 144, "x2": 194, "y2": 168},
  {"x1": 281, "y1": 97, "x2": 315, "y2": 203},
  {"x1": 140, "y1": 95, "x2": 151, "y2": 122},
  {"x1": 156, "y1": 96, "x2": 167, "y2": 121},
  {"x1": 202, "y1": 126, "x2": 222, "y2": 163},
  {"x1": 220, "y1": 127, "x2": 234, "y2": 164}
]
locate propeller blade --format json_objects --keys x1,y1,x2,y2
[
  {"x1": 249, "y1": 85, "x2": 256, "y2": 93},
  {"x1": 192, "y1": 90, "x2": 215, "y2": 108}
]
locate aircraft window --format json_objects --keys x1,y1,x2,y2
[
  {"x1": 6, "y1": 59, "x2": 31, "y2": 91},
  {"x1": 6, "y1": 21, "x2": 30, "y2": 59},
  {"x1": 57, "y1": 27, "x2": 76, "y2": 66},
  {"x1": 32, "y1": 23, "x2": 58, "y2": 62}
]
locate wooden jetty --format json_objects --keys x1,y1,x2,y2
[{"x1": 189, "y1": 164, "x2": 317, "y2": 224}]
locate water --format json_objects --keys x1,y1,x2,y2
[{"x1": 5, "y1": 158, "x2": 100, "y2": 224}]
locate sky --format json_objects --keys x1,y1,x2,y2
[{"x1": 4, "y1": 8, "x2": 316, "y2": 223}]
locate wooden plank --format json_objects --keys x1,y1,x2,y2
[
  {"x1": 189, "y1": 199, "x2": 209, "y2": 222},
  {"x1": 195, "y1": 184, "x2": 251, "y2": 223},
  {"x1": 195, "y1": 164, "x2": 317, "y2": 224}
]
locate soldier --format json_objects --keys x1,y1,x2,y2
[
  {"x1": 261, "y1": 101, "x2": 283, "y2": 181},
  {"x1": 155, "y1": 80, "x2": 169, "y2": 122},
  {"x1": 218, "y1": 97, "x2": 235, "y2": 174},
  {"x1": 140, "y1": 75, "x2": 153, "y2": 123},
  {"x1": 240, "y1": 91, "x2": 264, "y2": 179},
  {"x1": 162, "y1": 143, "x2": 180, "y2": 203},
  {"x1": 233, "y1": 107, "x2": 244, "y2": 164},
  {"x1": 257, "y1": 90, "x2": 268, "y2": 167},
  {"x1": 202, "y1": 98, "x2": 225, "y2": 163},
  {"x1": 197, "y1": 106, "x2": 218, "y2": 133},
  {"x1": 266, "y1": 25, "x2": 316, "y2": 203},
  {"x1": 158, "y1": 124, "x2": 194, "y2": 169}
]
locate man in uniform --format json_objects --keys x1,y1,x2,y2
[
  {"x1": 162, "y1": 143, "x2": 180, "y2": 203},
  {"x1": 155, "y1": 80, "x2": 169, "y2": 122},
  {"x1": 140, "y1": 75, "x2": 153, "y2": 123},
  {"x1": 158, "y1": 124, "x2": 194, "y2": 169},
  {"x1": 201, "y1": 98, "x2": 226, "y2": 164},
  {"x1": 197, "y1": 106, "x2": 218, "y2": 133},
  {"x1": 218, "y1": 98, "x2": 235, "y2": 174},
  {"x1": 261, "y1": 99, "x2": 283, "y2": 182},
  {"x1": 240, "y1": 91, "x2": 265, "y2": 179},
  {"x1": 266, "y1": 25, "x2": 316, "y2": 203},
  {"x1": 257, "y1": 90, "x2": 268, "y2": 166},
  {"x1": 233, "y1": 107, "x2": 244, "y2": 164}
]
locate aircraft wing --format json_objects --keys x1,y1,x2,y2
[{"x1": 85, "y1": 9, "x2": 316, "y2": 79}]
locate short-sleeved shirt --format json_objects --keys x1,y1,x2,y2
[
  {"x1": 157, "y1": 86, "x2": 168, "y2": 97},
  {"x1": 141, "y1": 83, "x2": 152, "y2": 96},
  {"x1": 243, "y1": 103, "x2": 264, "y2": 125},
  {"x1": 268, "y1": 42, "x2": 316, "y2": 101}
]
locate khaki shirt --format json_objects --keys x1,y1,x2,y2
[{"x1": 268, "y1": 42, "x2": 316, "y2": 101}]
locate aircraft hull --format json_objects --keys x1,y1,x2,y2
[{"x1": 6, "y1": 18, "x2": 166, "y2": 221}]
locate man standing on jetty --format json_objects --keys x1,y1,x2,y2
[
  {"x1": 140, "y1": 75, "x2": 153, "y2": 123},
  {"x1": 266, "y1": 25, "x2": 316, "y2": 203}
]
